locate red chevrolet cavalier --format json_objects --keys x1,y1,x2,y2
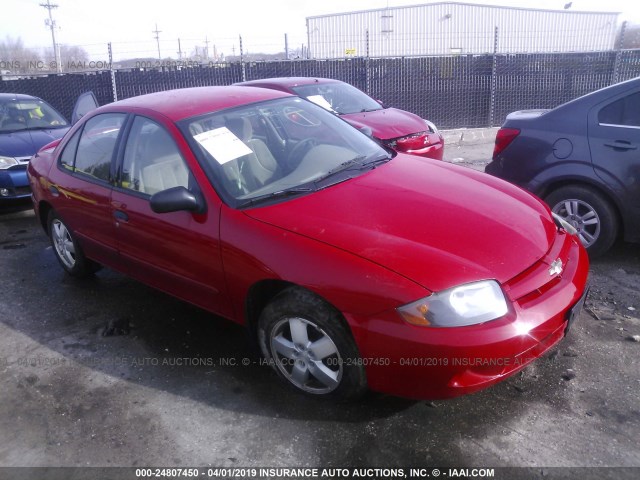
[{"x1": 28, "y1": 86, "x2": 589, "y2": 401}]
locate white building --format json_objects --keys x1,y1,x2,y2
[{"x1": 306, "y1": 2, "x2": 620, "y2": 58}]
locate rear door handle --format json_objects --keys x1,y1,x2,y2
[
  {"x1": 603, "y1": 141, "x2": 637, "y2": 151},
  {"x1": 113, "y1": 210, "x2": 129, "y2": 222}
]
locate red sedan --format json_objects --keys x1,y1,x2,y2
[
  {"x1": 28, "y1": 86, "x2": 589, "y2": 401},
  {"x1": 237, "y1": 77, "x2": 444, "y2": 160}
]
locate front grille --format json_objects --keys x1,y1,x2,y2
[
  {"x1": 504, "y1": 231, "x2": 573, "y2": 305},
  {"x1": 14, "y1": 186, "x2": 31, "y2": 195}
]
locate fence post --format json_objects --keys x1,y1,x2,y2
[
  {"x1": 108, "y1": 42, "x2": 117, "y2": 102},
  {"x1": 239, "y1": 34, "x2": 246, "y2": 82},
  {"x1": 612, "y1": 21, "x2": 627, "y2": 85},
  {"x1": 365, "y1": 29, "x2": 371, "y2": 95},
  {"x1": 285, "y1": 33, "x2": 289, "y2": 60},
  {"x1": 489, "y1": 26, "x2": 499, "y2": 128}
]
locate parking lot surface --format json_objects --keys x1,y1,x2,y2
[{"x1": 1, "y1": 133, "x2": 639, "y2": 479}]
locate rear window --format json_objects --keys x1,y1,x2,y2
[{"x1": 598, "y1": 93, "x2": 640, "y2": 127}]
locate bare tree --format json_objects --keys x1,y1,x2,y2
[
  {"x1": 621, "y1": 24, "x2": 640, "y2": 49},
  {"x1": 43, "y1": 44, "x2": 90, "y2": 71},
  {"x1": 0, "y1": 36, "x2": 41, "y2": 74}
]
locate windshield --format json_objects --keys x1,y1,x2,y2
[
  {"x1": 0, "y1": 98, "x2": 68, "y2": 133},
  {"x1": 180, "y1": 97, "x2": 390, "y2": 207},
  {"x1": 292, "y1": 82, "x2": 383, "y2": 115}
]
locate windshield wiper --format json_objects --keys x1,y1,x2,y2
[
  {"x1": 237, "y1": 187, "x2": 314, "y2": 208},
  {"x1": 363, "y1": 154, "x2": 392, "y2": 168},
  {"x1": 312, "y1": 156, "x2": 367, "y2": 186},
  {"x1": 25, "y1": 125, "x2": 68, "y2": 131}
]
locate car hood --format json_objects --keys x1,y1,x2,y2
[
  {"x1": 245, "y1": 155, "x2": 556, "y2": 292},
  {"x1": 0, "y1": 128, "x2": 69, "y2": 158},
  {"x1": 341, "y1": 108, "x2": 427, "y2": 140}
]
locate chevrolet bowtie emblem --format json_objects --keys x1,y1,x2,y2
[{"x1": 549, "y1": 259, "x2": 563, "y2": 276}]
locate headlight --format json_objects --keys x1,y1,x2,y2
[
  {"x1": 552, "y1": 212, "x2": 578, "y2": 236},
  {"x1": 0, "y1": 156, "x2": 19, "y2": 169},
  {"x1": 423, "y1": 119, "x2": 439, "y2": 134},
  {"x1": 397, "y1": 280, "x2": 508, "y2": 327}
]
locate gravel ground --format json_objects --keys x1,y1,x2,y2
[{"x1": 0, "y1": 134, "x2": 639, "y2": 479}]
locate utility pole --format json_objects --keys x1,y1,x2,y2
[
  {"x1": 152, "y1": 23, "x2": 162, "y2": 60},
  {"x1": 177, "y1": 38, "x2": 183, "y2": 60},
  {"x1": 40, "y1": 0, "x2": 62, "y2": 72},
  {"x1": 204, "y1": 36, "x2": 210, "y2": 60}
]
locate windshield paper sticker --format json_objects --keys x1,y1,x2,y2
[
  {"x1": 306, "y1": 95, "x2": 335, "y2": 112},
  {"x1": 194, "y1": 127, "x2": 252, "y2": 164}
]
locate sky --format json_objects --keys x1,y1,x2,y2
[{"x1": 2, "y1": 0, "x2": 640, "y2": 60}]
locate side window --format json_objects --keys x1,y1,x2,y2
[
  {"x1": 74, "y1": 113, "x2": 126, "y2": 181},
  {"x1": 121, "y1": 116, "x2": 192, "y2": 196},
  {"x1": 598, "y1": 92, "x2": 640, "y2": 127},
  {"x1": 59, "y1": 128, "x2": 81, "y2": 170}
]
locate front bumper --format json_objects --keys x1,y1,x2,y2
[
  {"x1": 386, "y1": 132, "x2": 445, "y2": 160},
  {"x1": 0, "y1": 167, "x2": 31, "y2": 202},
  {"x1": 350, "y1": 230, "x2": 589, "y2": 400}
]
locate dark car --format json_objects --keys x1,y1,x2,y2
[
  {"x1": 486, "y1": 77, "x2": 640, "y2": 257},
  {"x1": 237, "y1": 77, "x2": 444, "y2": 160},
  {"x1": 0, "y1": 93, "x2": 70, "y2": 206},
  {"x1": 28, "y1": 86, "x2": 588, "y2": 401}
]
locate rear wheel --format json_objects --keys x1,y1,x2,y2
[
  {"x1": 545, "y1": 185, "x2": 618, "y2": 257},
  {"x1": 258, "y1": 287, "x2": 367, "y2": 401},
  {"x1": 48, "y1": 211, "x2": 101, "y2": 277}
]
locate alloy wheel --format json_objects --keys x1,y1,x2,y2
[
  {"x1": 269, "y1": 316, "x2": 343, "y2": 394},
  {"x1": 51, "y1": 219, "x2": 76, "y2": 269},
  {"x1": 552, "y1": 198, "x2": 600, "y2": 248}
]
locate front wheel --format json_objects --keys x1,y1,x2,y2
[
  {"x1": 545, "y1": 185, "x2": 618, "y2": 257},
  {"x1": 258, "y1": 288, "x2": 367, "y2": 401},
  {"x1": 48, "y1": 211, "x2": 102, "y2": 277}
]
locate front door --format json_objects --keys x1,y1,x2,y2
[{"x1": 110, "y1": 115, "x2": 230, "y2": 317}]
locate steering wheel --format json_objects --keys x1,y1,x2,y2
[{"x1": 287, "y1": 138, "x2": 318, "y2": 169}]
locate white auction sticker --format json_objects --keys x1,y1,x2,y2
[
  {"x1": 306, "y1": 95, "x2": 335, "y2": 112},
  {"x1": 194, "y1": 127, "x2": 252, "y2": 165}
]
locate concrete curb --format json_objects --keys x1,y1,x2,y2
[{"x1": 440, "y1": 127, "x2": 499, "y2": 146}]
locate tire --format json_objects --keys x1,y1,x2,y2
[
  {"x1": 48, "y1": 210, "x2": 102, "y2": 277},
  {"x1": 258, "y1": 287, "x2": 367, "y2": 401},
  {"x1": 545, "y1": 185, "x2": 618, "y2": 258}
]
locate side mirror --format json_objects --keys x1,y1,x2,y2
[
  {"x1": 358, "y1": 125, "x2": 374, "y2": 138},
  {"x1": 71, "y1": 91, "x2": 99, "y2": 125},
  {"x1": 150, "y1": 186, "x2": 206, "y2": 214},
  {"x1": 376, "y1": 99, "x2": 386, "y2": 108}
]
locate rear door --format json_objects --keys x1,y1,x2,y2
[
  {"x1": 588, "y1": 90, "x2": 640, "y2": 225},
  {"x1": 110, "y1": 115, "x2": 231, "y2": 317},
  {"x1": 47, "y1": 112, "x2": 127, "y2": 268}
]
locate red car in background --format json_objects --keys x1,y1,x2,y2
[
  {"x1": 237, "y1": 77, "x2": 444, "y2": 160},
  {"x1": 28, "y1": 86, "x2": 587, "y2": 401}
]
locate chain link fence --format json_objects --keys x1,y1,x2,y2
[{"x1": 2, "y1": 50, "x2": 640, "y2": 128}]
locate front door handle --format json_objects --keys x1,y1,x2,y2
[
  {"x1": 603, "y1": 141, "x2": 637, "y2": 151},
  {"x1": 113, "y1": 210, "x2": 129, "y2": 222}
]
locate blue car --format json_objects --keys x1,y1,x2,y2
[{"x1": 1, "y1": 93, "x2": 70, "y2": 206}]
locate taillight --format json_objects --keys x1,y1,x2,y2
[{"x1": 493, "y1": 128, "x2": 520, "y2": 158}]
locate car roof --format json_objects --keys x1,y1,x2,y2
[
  {"x1": 96, "y1": 86, "x2": 292, "y2": 122},
  {"x1": 238, "y1": 77, "x2": 343, "y2": 89},
  {"x1": 0, "y1": 93, "x2": 41, "y2": 102}
]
